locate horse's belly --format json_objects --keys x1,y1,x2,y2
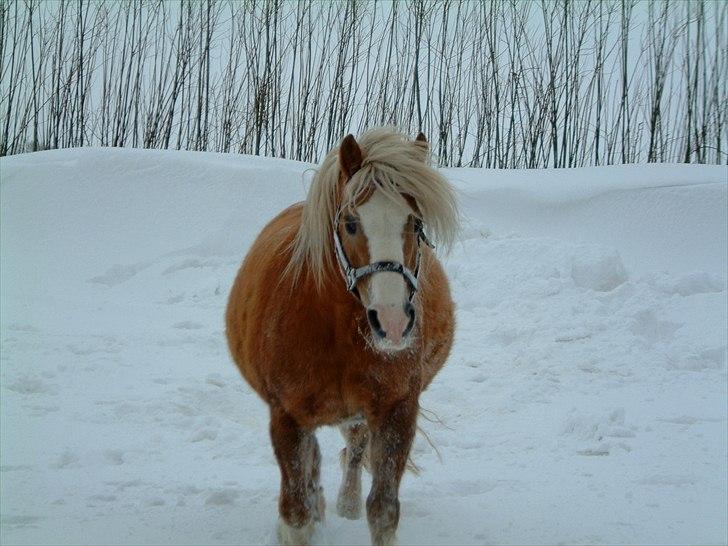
[
  {"x1": 225, "y1": 204, "x2": 303, "y2": 400},
  {"x1": 280, "y1": 384, "x2": 353, "y2": 429}
]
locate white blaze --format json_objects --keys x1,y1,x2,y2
[{"x1": 357, "y1": 190, "x2": 410, "y2": 309}]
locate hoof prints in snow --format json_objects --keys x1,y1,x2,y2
[
  {"x1": 4, "y1": 376, "x2": 57, "y2": 395},
  {"x1": 173, "y1": 320, "x2": 204, "y2": 330},
  {"x1": 665, "y1": 346, "x2": 726, "y2": 371},
  {"x1": 561, "y1": 408, "x2": 637, "y2": 456},
  {"x1": 88, "y1": 262, "x2": 151, "y2": 286},
  {"x1": 189, "y1": 428, "x2": 218, "y2": 442},
  {"x1": 205, "y1": 489, "x2": 241, "y2": 506},
  {"x1": 163, "y1": 258, "x2": 222, "y2": 276},
  {"x1": 1, "y1": 515, "x2": 41, "y2": 527},
  {"x1": 639, "y1": 474, "x2": 698, "y2": 487},
  {"x1": 52, "y1": 451, "x2": 80, "y2": 469},
  {"x1": 88, "y1": 494, "x2": 117, "y2": 503},
  {"x1": 103, "y1": 450, "x2": 125, "y2": 466}
]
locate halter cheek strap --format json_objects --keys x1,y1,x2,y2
[{"x1": 332, "y1": 209, "x2": 433, "y2": 302}]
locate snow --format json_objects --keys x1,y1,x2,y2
[{"x1": 1, "y1": 148, "x2": 726, "y2": 545}]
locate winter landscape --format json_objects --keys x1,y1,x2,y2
[
  {"x1": 2, "y1": 0, "x2": 728, "y2": 544},
  {"x1": 1, "y1": 148, "x2": 726, "y2": 545}
]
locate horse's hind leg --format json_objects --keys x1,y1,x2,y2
[
  {"x1": 270, "y1": 406, "x2": 317, "y2": 546},
  {"x1": 337, "y1": 422, "x2": 369, "y2": 519}
]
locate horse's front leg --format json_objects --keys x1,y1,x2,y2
[
  {"x1": 366, "y1": 396, "x2": 418, "y2": 546},
  {"x1": 269, "y1": 405, "x2": 320, "y2": 546}
]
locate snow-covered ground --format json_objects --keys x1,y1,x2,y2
[{"x1": 1, "y1": 148, "x2": 726, "y2": 545}]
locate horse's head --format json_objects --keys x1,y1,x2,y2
[
  {"x1": 335, "y1": 133, "x2": 433, "y2": 352},
  {"x1": 288, "y1": 127, "x2": 458, "y2": 354}
]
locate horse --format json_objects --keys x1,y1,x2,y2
[{"x1": 225, "y1": 127, "x2": 459, "y2": 546}]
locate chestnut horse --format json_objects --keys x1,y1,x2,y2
[{"x1": 226, "y1": 127, "x2": 458, "y2": 545}]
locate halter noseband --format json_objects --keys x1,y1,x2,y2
[{"x1": 332, "y1": 208, "x2": 434, "y2": 302}]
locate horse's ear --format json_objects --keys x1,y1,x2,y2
[
  {"x1": 339, "y1": 134, "x2": 362, "y2": 180},
  {"x1": 414, "y1": 132, "x2": 429, "y2": 161}
]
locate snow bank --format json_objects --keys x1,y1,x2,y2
[
  {"x1": 1, "y1": 149, "x2": 726, "y2": 545},
  {"x1": 451, "y1": 163, "x2": 727, "y2": 275}
]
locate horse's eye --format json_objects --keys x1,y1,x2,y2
[{"x1": 345, "y1": 218, "x2": 357, "y2": 235}]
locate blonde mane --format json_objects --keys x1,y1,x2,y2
[{"x1": 288, "y1": 127, "x2": 459, "y2": 288}]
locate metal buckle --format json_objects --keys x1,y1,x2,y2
[{"x1": 345, "y1": 269, "x2": 358, "y2": 291}]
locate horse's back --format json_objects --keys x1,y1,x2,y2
[{"x1": 225, "y1": 203, "x2": 302, "y2": 401}]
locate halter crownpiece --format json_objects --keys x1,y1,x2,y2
[{"x1": 332, "y1": 208, "x2": 434, "y2": 302}]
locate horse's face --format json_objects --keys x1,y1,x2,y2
[{"x1": 338, "y1": 190, "x2": 420, "y2": 352}]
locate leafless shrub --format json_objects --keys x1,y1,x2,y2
[{"x1": 1, "y1": 0, "x2": 725, "y2": 166}]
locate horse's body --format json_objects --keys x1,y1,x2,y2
[{"x1": 226, "y1": 128, "x2": 458, "y2": 545}]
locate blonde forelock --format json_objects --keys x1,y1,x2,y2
[{"x1": 286, "y1": 127, "x2": 459, "y2": 288}]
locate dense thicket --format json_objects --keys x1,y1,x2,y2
[{"x1": 1, "y1": 0, "x2": 726, "y2": 166}]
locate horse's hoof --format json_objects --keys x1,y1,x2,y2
[
  {"x1": 277, "y1": 517, "x2": 314, "y2": 546},
  {"x1": 371, "y1": 528, "x2": 397, "y2": 546}
]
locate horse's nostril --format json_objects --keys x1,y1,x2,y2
[
  {"x1": 367, "y1": 308, "x2": 386, "y2": 339},
  {"x1": 403, "y1": 302, "x2": 416, "y2": 337}
]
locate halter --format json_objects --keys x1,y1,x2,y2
[{"x1": 332, "y1": 207, "x2": 434, "y2": 302}]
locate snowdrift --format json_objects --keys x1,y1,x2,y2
[{"x1": 1, "y1": 148, "x2": 726, "y2": 545}]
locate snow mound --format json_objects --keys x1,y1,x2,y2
[
  {"x1": 649, "y1": 270, "x2": 726, "y2": 297},
  {"x1": 571, "y1": 247, "x2": 628, "y2": 291}
]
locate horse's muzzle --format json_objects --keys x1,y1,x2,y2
[{"x1": 367, "y1": 302, "x2": 416, "y2": 348}]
